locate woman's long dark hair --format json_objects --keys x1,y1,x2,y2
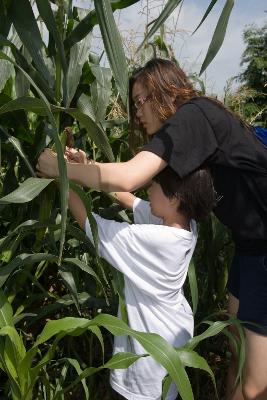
[
  {"x1": 129, "y1": 58, "x2": 198, "y2": 149},
  {"x1": 129, "y1": 58, "x2": 251, "y2": 150}
]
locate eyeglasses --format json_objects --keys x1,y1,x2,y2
[{"x1": 134, "y1": 94, "x2": 152, "y2": 110}]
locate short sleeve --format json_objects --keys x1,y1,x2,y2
[
  {"x1": 142, "y1": 102, "x2": 218, "y2": 178},
  {"x1": 84, "y1": 213, "x2": 189, "y2": 297},
  {"x1": 133, "y1": 198, "x2": 163, "y2": 225},
  {"x1": 85, "y1": 213, "x2": 140, "y2": 279},
  {"x1": 84, "y1": 213, "x2": 159, "y2": 292}
]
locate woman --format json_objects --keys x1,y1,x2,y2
[{"x1": 37, "y1": 58, "x2": 267, "y2": 400}]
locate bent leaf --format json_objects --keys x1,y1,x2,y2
[
  {"x1": 200, "y1": 0, "x2": 234, "y2": 75},
  {"x1": 0, "y1": 125, "x2": 36, "y2": 177},
  {"x1": 138, "y1": 0, "x2": 183, "y2": 50},
  {"x1": 10, "y1": 0, "x2": 52, "y2": 86},
  {"x1": 192, "y1": 0, "x2": 218, "y2": 35},
  {"x1": 0, "y1": 96, "x2": 47, "y2": 116},
  {"x1": 64, "y1": 0, "x2": 139, "y2": 49},
  {"x1": 94, "y1": 0, "x2": 128, "y2": 106},
  {"x1": 0, "y1": 253, "x2": 58, "y2": 288},
  {"x1": 0, "y1": 177, "x2": 54, "y2": 204}
]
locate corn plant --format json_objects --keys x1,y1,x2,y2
[{"x1": 0, "y1": 0, "x2": 243, "y2": 399}]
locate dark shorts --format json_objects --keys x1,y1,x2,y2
[{"x1": 228, "y1": 252, "x2": 267, "y2": 335}]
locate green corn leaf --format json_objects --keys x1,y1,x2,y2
[
  {"x1": 90, "y1": 64, "x2": 112, "y2": 123},
  {"x1": 35, "y1": 0, "x2": 67, "y2": 75},
  {"x1": 52, "y1": 101, "x2": 114, "y2": 161},
  {"x1": 185, "y1": 320, "x2": 231, "y2": 351},
  {"x1": 0, "y1": 125, "x2": 36, "y2": 177},
  {"x1": 0, "y1": 232, "x2": 25, "y2": 264},
  {"x1": 57, "y1": 352, "x2": 143, "y2": 398},
  {"x1": 0, "y1": 289, "x2": 13, "y2": 327},
  {"x1": 104, "y1": 351, "x2": 144, "y2": 369},
  {"x1": 54, "y1": 363, "x2": 69, "y2": 397},
  {"x1": 192, "y1": 0, "x2": 218, "y2": 35},
  {"x1": 10, "y1": 0, "x2": 52, "y2": 86},
  {"x1": 0, "y1": 1, "x2": 12, "y2": 38},
  {"x1": 89, "y1": 325, "x2": 105, "y2": 363},
  {"x1": 200, "y1": 0, "x2": 234, "y2": 75},
  {"x1": 0, "y1": 253, "x2": 58, "y2": 288},
  {"x1": 67, "y1": 225, "x2": 96, "y2": 255},
  {"x1": 0, "y1": 96, "x2": 47, "y2": 115},
  {"x1": 0, "y1": 177, "x2": 53, "y2": 204},
  {"x1": 68, "y1": 182, "x2": 109, "y2": 288},
  {"x1": 66, "y1": 104, "x2": 114, "y2": 161},
  {"x1": 63, "y1": 257, "x2": 104, "y2": 289},
  {"x1": 222, "y1": 319, "x2": 245, "y2": 386},
  {"x1": 162, "y1": 375, "x2": 172, "y2": 400},
  {"x1": 94, "y1": 0, "x2": 128, "y2": 106},
  {"x1": 36, "y1": 314, "x2": 194, "y2": 400},
  {"x1": 94, "y1": 314, "x2": 194, "y2": 400},
  {"x1": 66, "y1": 32, "x2": 92, "y2": 107},
  {"x1": 59, "y1": 358, "x2": 89, "y2": 400},
  {"x1": 0, "y1": 51, "x2": 68, "y2": 264},
  {"x1": 64, "y1": 0, "x2": 139, "y2": 49},
  {"x1": 188, "y1": 259, "x2": 198, "y2": 315},
  {"x1": 138, "y1": 0, "x2": 183, "y2": 50},
  {"x1": 0, "y1": 29, "x2": 20, "y2": 92},
  {"x1": 177, "y1": 349, "x2": 217, "y2": 397},
  {"x1": 0, "y1": 36, "x2": 55, "y2": 101},
  {"x1": 35, "y1": 317, "x2": 90, "y2": 344},
  {"x1": 59, "y1": 265, "x2": 80, "y2": 314},
  {"x1": 2, "y1": 340, "x2": 19, "y2": 382},
  {"x1": 0, "y1": 326, "x2": 26, "y2": 360}
]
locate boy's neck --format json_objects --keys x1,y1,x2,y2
[{"x1": 163, "y1": 214, "x2": 190, "y2": 231}]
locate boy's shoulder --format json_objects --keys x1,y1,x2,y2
[{"x1": 129, "y1": 220, "x2": 197, "y2": 245}]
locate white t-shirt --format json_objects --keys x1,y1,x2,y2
[{"x1": 85, "y1": 198, "x2": 197, "y2": 400}]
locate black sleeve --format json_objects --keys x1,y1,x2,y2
[{"x1": 142, "y1": 102, "x2": 218, "y2": 178}]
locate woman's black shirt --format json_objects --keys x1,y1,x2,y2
[{"x1": 143, "y1": 97, "x2": 267, "y2": 255}]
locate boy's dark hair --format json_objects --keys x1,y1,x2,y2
[{"x1": 153, "y1": 167, "x2": 216, "y2": 222}]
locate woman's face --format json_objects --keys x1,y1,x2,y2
[{"x1": 132, "y1": 81, "x2": 163, "y2": 135}]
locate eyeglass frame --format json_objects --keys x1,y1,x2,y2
[{"x1": 134, "y1": 94, "x2": 152, "y2": 110}]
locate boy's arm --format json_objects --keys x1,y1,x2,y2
[
  {"x1": 109, "y1": 192, "x2": 137, "y2": 210},
  {"x1": 68, "y1": 190, "x2": 87, "y2": 230}
]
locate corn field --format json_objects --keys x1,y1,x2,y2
[{"x1": 0, "y1": 1, "x2": 246, "y2": 399}]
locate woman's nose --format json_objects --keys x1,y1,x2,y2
[{"x1": 136, "y1": 106, "x2": 143, "y2": 119}]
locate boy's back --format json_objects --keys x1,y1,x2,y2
[{"x1": 85, "y1": 198, "x2": 197, "y2": 400}]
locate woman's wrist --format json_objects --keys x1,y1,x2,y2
[{"x1": 66, "y1": 161, "x2": 76, "y2": 181}]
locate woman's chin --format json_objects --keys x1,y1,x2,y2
[
  {"x1": 145, "y1": 123, "x2": 163, "y2": 136},
  {"x1": 146, "y1": 127, "x2": 157, "y2": 136}
]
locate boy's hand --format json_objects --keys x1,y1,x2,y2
[{"x1": 36, "y1": 148, "x2": 60, "y2": 178}]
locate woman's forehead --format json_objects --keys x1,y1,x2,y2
[{"x1": 132, "y1": 81, "x2": 148, "y2": 99}]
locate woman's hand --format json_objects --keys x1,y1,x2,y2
[
  {"x1": 36, "y1": 148, "x2": 60, "y2": 178},
  {"x1": 65, "y1": 147, "x2": 88, "y2": 164}
]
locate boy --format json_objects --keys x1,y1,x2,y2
[{"x1": 68, "y1": 166, "x2": 215, "y2": 400}]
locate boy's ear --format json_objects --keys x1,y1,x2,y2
[{"x1": 170, "y1": 196, "x2": 181, "y2": 209}]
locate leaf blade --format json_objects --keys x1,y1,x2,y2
[
  {"x1": 94, "y1": 0, "x2": 128, "y2": 106},
  {"x1": 200, "y1": 0, "x2": 234, "y2": 75}
]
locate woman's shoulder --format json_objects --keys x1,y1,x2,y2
[{"x1": 167, "y1": 96, "x2": 220, "y2": 124}]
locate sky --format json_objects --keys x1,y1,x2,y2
[{"x1": 74, "y1": 0, "x2": 267, "y2": 97}]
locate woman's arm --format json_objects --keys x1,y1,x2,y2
[
  {"x1": 37, "y1": 149, "x2": 167, "y2": 192},
  {"x1": 65, "y1": 148, "x2": 136, "y2": 209}
]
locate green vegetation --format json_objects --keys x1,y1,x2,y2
[
  {"x1": 0, "y1": 1, "x2": 263, "y2": 399},
  {"x1": 225, "y1": 22, "x2": 267, "y2": 126}
]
